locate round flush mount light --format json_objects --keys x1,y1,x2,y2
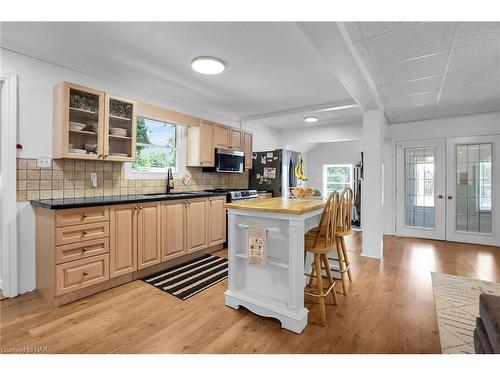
[
  {"x1": 191, "y1": 56, "x2": 226, "y2": 75},
  {"x1": 304, "y1": 116, "x2": 318, "y2": 123}
]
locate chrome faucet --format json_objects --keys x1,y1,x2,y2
[{"x1": 166, "y1": 167, "x2": 174, "y2": 194}]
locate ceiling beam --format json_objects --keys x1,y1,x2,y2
[
  {"x1": 240, "y1": 99, "x2": 358, "y2": 123},
  {"x1": 296, "y1": 22, "x2": 383, "y2": 111}
]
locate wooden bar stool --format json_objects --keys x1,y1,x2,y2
[
  {"x1": 329, "y1": 187, "x2": 354, "y2": 295},
  {"x1": 304, "y1": 192, "x2": 340, "y2": 326}
]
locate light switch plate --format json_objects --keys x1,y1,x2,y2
[{"x1": 37, "y1": 157, "x2": 52, "y2": 168}]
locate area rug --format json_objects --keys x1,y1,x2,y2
[
  {"x1": 142, "y1": 254, "x2": 228, "y2": 300},
  {"x1": 431, "y1": 272, "x2": 500, "y2": 354}
]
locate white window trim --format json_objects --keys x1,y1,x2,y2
[
  {"x1": 322, "y1": 163, "x2": 354, "y2": 197},
  {"x1": 124, "y1": 118, "x2": 187, "y2": 180}
]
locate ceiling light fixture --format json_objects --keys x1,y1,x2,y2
[
  {"x1": 191, "y1": 56, "x2": 226, "y2": 75},
  {"x1": 304, "y1": 116, "x2": 318, "y2": 123},
  {"x1": 318, "y1": 104, "x2": 359, "y2": 112}
]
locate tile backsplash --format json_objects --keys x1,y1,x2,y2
[{"x1": 16, "y1": 158, "x2": 248, "y2": 201}]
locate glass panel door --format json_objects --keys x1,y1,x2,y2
[
  {"x1": 447, "y1": 136, "x2": 499, "y2": 246},
  {"x1": 396, "y1": 139, "x2": 446, "y2": 240}
]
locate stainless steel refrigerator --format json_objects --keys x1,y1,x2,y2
[{"x1": 248, "y1": 149, "x2": 302, "y2": 197}]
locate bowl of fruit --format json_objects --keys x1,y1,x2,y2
[{"x1": 290, "y1": 187, "x2": 314, "y2": 200}]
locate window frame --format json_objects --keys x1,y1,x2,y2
[
  {"x1": 124, "y1": 114, "x2": 187, "y2": 180},
  {"x1": 322, "y1": 163, "x2": 354, "y2": 197}
]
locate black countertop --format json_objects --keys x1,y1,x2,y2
[{"x1": 30, "y1": 191, "x2": 227, "y2": 210}]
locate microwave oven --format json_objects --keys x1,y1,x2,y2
[{"x1": 215, "y1": 148, "x2": 245, "y2": 173}]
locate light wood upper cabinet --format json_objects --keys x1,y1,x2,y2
[
  {"x1": 109, "y1": 204, "x2": 137, "y2": 278},
  {"x1": 137, "y1": 202, "x2": 161, "y2": 270},
  {"x1": 229, "y1": 128, "x2": 242, "y2": 150},
  {"x1": 208, "y1": 197, "x2": 226, "y2": 246},
  {"x1": 53, "y1": 82, "x2": 105, "y2": 160},
  {"x1": 243, "y1": 131, "x2": 253, "y2": 169},
  {"x1": 103, "y1": 94, "x2": 137, "y2": 162},
  {"x1": 161, "y1": 200, "x2": 186, "y2": 262},
  {"x1": 186, "y1": 198, "x2": 208, "y2": 253},
  {"x1": 187, "y1": 119, "x2": 215, "y2": 167},
  {"x1": 53, "y1": 81, "x2": 137, "y2": 161},
  {"x1": 214, "y1": 124, "x2": 230, "y2": 149}
]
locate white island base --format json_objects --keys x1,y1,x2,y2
[{"x1": 224, "y1": 198, "x2": 324, "y2": 334}]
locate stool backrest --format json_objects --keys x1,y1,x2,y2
[
  {"x1": 312, "y1": 191, "x2": 340, "y2": 249},
  {"x1": 338, "y1": 187, "x2": 353, "y2": 232}
]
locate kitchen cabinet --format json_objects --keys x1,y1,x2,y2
[
  {"x1": 214, "y1": 124, "x2": 230, "y2": 148},
  {"x1": 200, "y1": 120, "x2": 215, "y2": 166},
  {"x1": 243, "y1": 131, "x2": 253, "y2": 169},
  {"x1": 35, "y1": 195, "x2": 226, "y2": 306},
  {"x1": 109, "y1": 204, "x2": 138, "y2": 278},
  {"x1": 208, "y1": 196, "x2": 226, "y2": 246},
  {"x1": 53, "y1": 81, "x2": 137, "y2": 161},
  {"x1": 137, "y1": 202, "x2": 162, "y2": 269},
  {"x1": 103, "y1": 94, "x2": 137, "y2": 162},
  {"x1": 188, "y1": 119, "x2": 215, "y2": 167},
  {"x1": 186, "y1": 198, "x2": 208, "y2": 253},
  {"x1": 161, "y1": 200, "x2": 186, "y2": 261},
  {"x1": 229, "y1": 128, "x2": 242, "y2": 150}
]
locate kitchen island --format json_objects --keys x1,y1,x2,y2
[{"x1": 224, "y1": 197, "x2": 326, "y2": 333}]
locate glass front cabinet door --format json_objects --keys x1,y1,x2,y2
[{"x1": 53, "y1": 81, "x2": 136, "y2": 162}]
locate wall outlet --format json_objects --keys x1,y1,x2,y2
[
  {"x1": 90, "y1": 173, "x2": 97, "y2": 188},
  {"x1": 37, "y1": 157, "x2": 52, "y2": 168}
]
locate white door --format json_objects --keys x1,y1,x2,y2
[
  {"x1": 396, "y1": 139, "x2": 446, "y2": 240},
  {"x1": 446, "y1": 136, "x2": 500, "y2": 246}
]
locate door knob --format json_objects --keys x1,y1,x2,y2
[
  {"x1": 438, "y1": 194, "x2": 444, "y2": 199},
  {"x1": 447, "y1": 195, "x2": 453, "y2": 200}
]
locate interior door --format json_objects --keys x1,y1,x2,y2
[
  {"x1": 446, "y1": 136, "x2": 500, "y2": 246},
  {"x1": 396, "y1": 139, "x2": 446, "y2": 240}
]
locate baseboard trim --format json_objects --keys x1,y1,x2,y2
[{"x1": 52, "y1": 243, "x2": 224, "y2": 307}]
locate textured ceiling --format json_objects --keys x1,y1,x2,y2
[{"x1": 345, "y1": 22, "x2": 500, "y2": 123}]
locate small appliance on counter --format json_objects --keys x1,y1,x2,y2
[{"x1": 248, "y1": 149, "x2": 304, "y2": 197}]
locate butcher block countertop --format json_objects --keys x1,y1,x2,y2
[{"x1": 225, "y1": 197, "x2": 326, "y2": 214}]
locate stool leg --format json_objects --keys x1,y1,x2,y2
[
  {"x1": 314, "y1": 254, "x2": 326, "y2": 326},
  {"x1": 336, "y1": 237, "x2": 347, "y2": 296},
  {"x1": 340, "y1": 236, "x2": 353, "y2": 282},
  {"x1": 321, "y1": 253, "x2": 338, "y2": 306},
  {"x1": 307, "y1": 261, "x2": 316, "y2": 288}
]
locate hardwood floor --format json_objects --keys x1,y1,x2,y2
[{"x1": 1, "y1": 233, "x2": 499, "y2": 353}]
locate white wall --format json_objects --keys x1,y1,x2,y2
[
  {"x1": 305, "y1": 140, "x2": 361, "y2": 193},
  {"x1": 241, "y1": 121, "x2": 281, "y2": 152},
  {"x1": 278, "y1": 122, "x2": 362, "y2": 145},
  {"x1": 383, "y1": 111, "x2": 500, "y2": 236},
  {"x1": 0, "y1": 49, "x2": 280, "y2": 294}
]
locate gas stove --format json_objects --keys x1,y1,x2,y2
[{"x1": 205, "y1": 188, "x2": 258, "y2": 202}]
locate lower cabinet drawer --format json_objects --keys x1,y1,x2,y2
[
  {"x1": 56, "y1": 238, "x2": 109, "y2": 264},
  {"x1": 55, "y1": 222, "x2": 109, "y2": 246},
  {"x1": 56, "y1": 254, "x2": 109, "y2": 296}
]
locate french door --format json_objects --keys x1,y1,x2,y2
[
  {"x1": 445, "y1": 136, "x2": 499, "y2": 246},
  {"x1": 396, "y1": 139, "x2": 446, "y2": 240},
  {"x1": 396, "y1": 136, "x2": 500, "y2": 246}
]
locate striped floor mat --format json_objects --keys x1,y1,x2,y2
[{"x1": 142, "y1": 254, "x2": 228, "y2": 300}]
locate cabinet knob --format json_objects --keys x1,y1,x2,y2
[
  {"x1": 82, "y1": 272, "x2": 88, "y2": 277},
  {"x1": 447, "y1": 195, "x2": 453, "y2": 200},
  {"x1": 138, "y1": 206, "x2": 143, "y2": 210},
  {"x1": 82, "y1": 214, "x2": 87, "y2": 219},
  {"x1": 82, "y1": 247, "x2": 87, "y2": 252},
  {"x1": 437, "y1": 194, "x2": 443, "y2": 199},
  {"x1": 82, "y1": 230, "x2": 88, "y2": 235}
]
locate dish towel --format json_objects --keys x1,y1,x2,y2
[{"x1": 248, "y1": 225, "x2": 268, "y2": 267}]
